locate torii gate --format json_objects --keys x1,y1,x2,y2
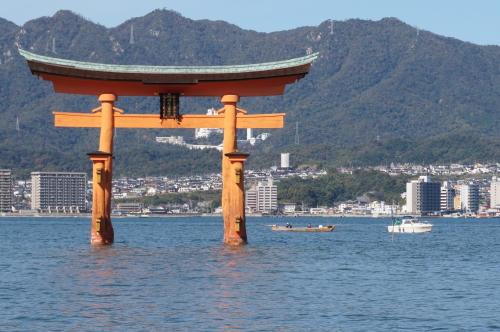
[{"x1": 20, "y1": 49, "x2": 318, "y2": 245}]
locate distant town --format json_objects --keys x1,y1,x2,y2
[{"x1": 2, "y1": 157, "x2": 500, "y2": 217}]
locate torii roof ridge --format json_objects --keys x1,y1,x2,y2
[{"x1": 19, "y1": 49, "x2": 319, "y2": 75}]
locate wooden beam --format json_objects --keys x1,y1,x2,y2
[{"x1": 53, "y1": 112, "x2": 285, "y2": 129}]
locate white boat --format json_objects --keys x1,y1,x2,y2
[{"x1": 388, "y1": 216, "x2": 433, "y2": 233}]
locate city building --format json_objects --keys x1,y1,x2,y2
[
  {"x1": 246, "y1": 177, "x2": 277, "y2": 213},
  {"x1": 490, "y1": 181, "x2": 500, "y2": 208},
  {"x1": 440, "y1": 181, "x2": 455, "y2": 211},
  {"x1": 459, "y1": 184, "x2": 479, "y2": 213},
  {"x1": 245, "y1": 187, "x2": 257, "y2": 212},
  {"x1": 31, "y1": 172, "x2": 87, "y2": 213},
  {"x1": 156, "y1": 136, "x2": 185, "y2": 145},
  {"x1": 0, "y1": 169, "x2": 12, "y2": 212},
  {"x1": 194, "y1": 108, "x2": 223, "y2": 139},
  {"x1": 406, "y1": 175, "x2": 441, "y2": 214},
  {"x1": 115, "y1": 202, "x2": 143, "y2": 213}
]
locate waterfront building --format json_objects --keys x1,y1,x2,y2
[
  {"x1": 245, "y1": 187, "x2": 257, "y2": 212},
  {"x1": 0, "y1": 169, "x2": 12, "y2": 212},
  {"x1": 490, "y1": 181, "x2": 500, "y2": 208},
  {"x1": 246, "y1": 177, "x2": 277, "y2": 213},
  {"x1": 440, "y1": 181, "x2": 455, "y2": 211},
  {"x1": 115, "y1": 203, "x2": 143, "y2": 213},
  {"x1": 406, "y1": 175, "x2": 441, "y2": 214},
  {"x1": 256, "y1": 177, "x2": 278, "y2": 213},
  {"x1": 31, "y1": 172, "x2": 87, "y2": 213},
  {"x1": 459, "y1": 184, "x2": 479, "y2": 213}
]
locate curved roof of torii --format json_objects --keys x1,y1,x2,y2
[{"x1": 19, "y1": 49, "x2": 319, "y2": 97}]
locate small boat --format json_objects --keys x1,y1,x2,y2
[
  {"x1": 269, "y1": 224, "x2": 336, "y2": 232},
  {"x1": 388, "y1": 216, "x2": 433, "y2": 233}
]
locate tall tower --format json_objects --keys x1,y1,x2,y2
[
  {"x1": 294, "y1": 122, "x2": 299, "y2": 145},
  {"x1": 52, "y1": 38, "x2": 56, "y2": 54},
  {"x1": 281, "y1": 153, "x2": 290, "y2": 168},
  {"x1": 130, "y1": 25, "x2": 134, "y2": 44}
]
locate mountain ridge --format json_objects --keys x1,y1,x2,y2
[{"x1": 2, "y1": 10, "x2": 500, "y2": 176}]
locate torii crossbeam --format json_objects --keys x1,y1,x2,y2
[{"x1": 20, "y1": 49, "x2": 318, "y2": 245}]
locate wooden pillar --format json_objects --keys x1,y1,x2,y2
[
  {"x1": 98, "y1": 93, "x2": 117, "y2": 153},
  {"x1": 221, "y1": 95, "x2": 240, "y2": 244},
  {"x1": 87, "y1": 93, "x2": 117, "y2": 245},
  {"x1": 224, "y1": 152, "x2": 250, "y2": 244},
  {"x1": 87, "y1": 151, "x2": 114, "y2": 244}
]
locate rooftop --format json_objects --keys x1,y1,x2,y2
[{"x1": 19, "y1": 49, "x2": 319, "y2": 97}]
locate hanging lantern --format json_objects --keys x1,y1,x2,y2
[{"x1": 159, "y1": 93, "x2": 180, "y2": 120}]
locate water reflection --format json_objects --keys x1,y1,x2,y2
[{"x1": 5, "y1": 217, "x2": 500, "y2": 331}]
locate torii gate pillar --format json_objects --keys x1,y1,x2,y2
[
  {"x1": 88, "y1": 93, "x2": 117, "y2": 245},
  {"x1": 87, "y1": 151, "x2": 114, "y2": 244},
  {"x1": 221, "y1": 95, "x2": 245, "y2": 244}
]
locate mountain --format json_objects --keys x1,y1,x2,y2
[{"x1": 2, "y1": 9, "x2": 500, "y2": 176}]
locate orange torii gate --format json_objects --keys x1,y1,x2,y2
[{"x1": 20, "y1": 49, "x2": 318, "y2": 245}]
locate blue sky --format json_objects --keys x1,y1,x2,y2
[{"x1": 3, "y1": 0, "x2": 500, "y2": 46}]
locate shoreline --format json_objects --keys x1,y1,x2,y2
[{"x1": 1, "y1": 212, "x2": 457, "y2": 218}]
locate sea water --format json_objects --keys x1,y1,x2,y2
[{"x1": 1, "y1": 216, "x2": 499, "y2": 331}]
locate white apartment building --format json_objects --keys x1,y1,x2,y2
[
  {"x1": 490, "y1": 181, "x2": 500, "y2": 208},
  {"x1": 194, "y1": 109, "x2": 223, "y2": 139},
  {"x1": 156, "y1": 136, "x2": 185, "y2": 145},
  {"x1": 459, "y1": 184, "x2": 479, "y2": 213},
  {"x1": 245, "y1": 177, "x2": 277, "y2": 213},
  {"x1": 440, "y1": 181, "x2": 455, "y2": 211},
  {"x1": 256, "y1": 177, "x2": 277, "y2": 213},
  {"x1": 245, "y1": 188, "x2": 257, "y2": 212},
  {"x1": 0, "y1": 169, "x2": 12, "y2": 212},
  {"x1": 31, "y1": 172, "x2": 87, "y2": 213}
]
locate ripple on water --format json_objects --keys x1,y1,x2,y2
[{"x1": 1, "y1": 217, "x2": 500, "y2": 331}]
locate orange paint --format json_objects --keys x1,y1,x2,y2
[
  {"x1": 39, "y1": 74, "x2": 298, "y2": 97},
  {"x1": 88, "y1": 152, "x2": 114, "y2": 244},
  {"x1": 86, "y1": 94, "x2": 117, "y2": 245},
  {"x1": 223, "y1": 152, "x2": 250, "y2": 245},
  {"x1": 53, "y1": 112, "x2": 285, "y2": 129},
  {"x1": 220, "y1": 95, "x2": 247, "y2": 245},
  {"x1": 21, "y1": 52, "x2": 316, "y2": 246}
]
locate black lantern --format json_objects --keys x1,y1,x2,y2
[{"x1": 159, "y1": 93, "x2": 180, "y2": 120}]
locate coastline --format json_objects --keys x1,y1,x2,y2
[{"x1": 1, "y1": 212, "x2": 427, "y2": 218}]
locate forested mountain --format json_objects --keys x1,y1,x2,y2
[{"x1": 2, "y1": 9, "x2": 500, "y2": 176}]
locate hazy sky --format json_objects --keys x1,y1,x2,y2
[{"x1": 3, "y1": 0, "x2": 500, "y2": 46}]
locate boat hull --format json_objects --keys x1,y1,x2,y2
[
  {"x1": 387, "y1": 225, "x2": 433, "y2": 233},
  {"x1": 271, "y1": 225, "x2": 335, "y2": 232}
]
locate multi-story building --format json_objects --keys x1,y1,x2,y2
[
  {"x1": 194, "y1": 109, "x2": 223, "y2": 139},
  {"x1": 460, "y1": 184, "x2": 479, "y2": 213},
  {"x1": 406, "y1": 175, "x2": 441, "y2": 214},
  {"x1": 31, "y1": 172, "x2": 87, "y2": 213},
  {"x1": 0, "y1": 169, "x2": 12, "y2": 212},
  {"x1": 246, "y1": 177, "x2": 277, "y2": 213},
  {"x1": 256, "y1": 177, "x2": 277, "y2": 213},
  {"x1": 440, "y1": 181, "x2": 455, "y2": 211},
  {"x1": 245, "y1": 188, "x2": 257, "y2": 212},
  {"x1": 490, "y1": 181, "x2": 500, "y2": 208}
]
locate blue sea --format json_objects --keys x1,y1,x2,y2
[{"x1": 1, "y1": 216, "x2": 499, "y2": 331}]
